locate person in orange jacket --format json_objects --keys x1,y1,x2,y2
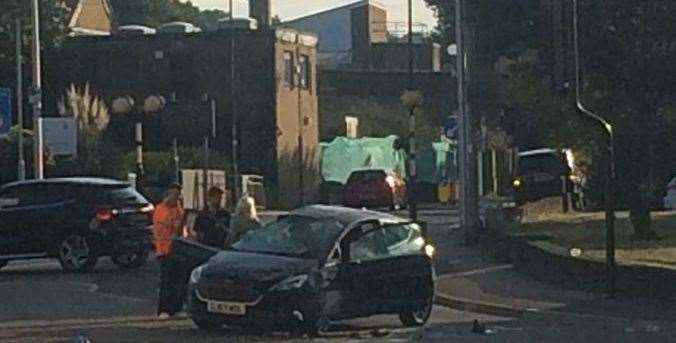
[{"x1": 153, "y1": 183, "x2": 186, "y2": 320}]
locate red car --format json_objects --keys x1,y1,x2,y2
[{"x1": 343, "y1": 169, "x2": 407, "y2": 210}]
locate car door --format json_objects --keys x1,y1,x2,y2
[
  {"x1": 339, "y1": 221, "x2": 434, "y2": 316},
  {"x1": 334, "y1": 221, "x2": 406, "y2": 315},
  {"x1": 23, "y1": 184, "x2": 73, "y2": 253},
  {"x1": 378, "y1": 223, "x2": 435, "y2": 306},
  {"x1": 0, "y1": 187, "x2": 24, "y2": 255}
]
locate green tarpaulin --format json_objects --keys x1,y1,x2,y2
[{"x1": 320, "y1": 136, "x2": 457, "y2": 185}]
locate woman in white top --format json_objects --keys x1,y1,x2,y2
[{"x1": 226, "y1": 195, "x2": 261, "y2": 246}]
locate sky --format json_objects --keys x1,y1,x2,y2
[{"x1": 190, "y1": 0, "x2": 438, "y2": 29}]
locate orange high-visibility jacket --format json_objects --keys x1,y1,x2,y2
[{"x1": 153, "y1": 203, "x2": 184, "y2": 257}]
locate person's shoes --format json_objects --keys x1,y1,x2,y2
[{"x1": 158, "y1": 313, "x2": 171, "y2": 320}]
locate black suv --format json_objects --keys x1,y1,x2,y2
[{"x1": 0, "y1": 178, "x2": 154, "y2": 272}]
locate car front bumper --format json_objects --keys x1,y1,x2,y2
[{"x1": 187, "y1": 283, "x2": 323, "y2": 329}]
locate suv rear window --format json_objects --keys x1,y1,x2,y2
[
  {"x1": 95, "y1": 186, "x2": 149, "y2": 206},
  {"x1": 348, "y1": 170, "x2": 386, "y2": 183}
]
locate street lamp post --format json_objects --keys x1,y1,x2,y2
[
  {"x1": 572, "y1": 0, "x2": 616, "y2": 298},
  {"x1": 406, "y1": 0, "x2": 419, "y2": 221},
  {"x1": 16, "y1": 19, "x2": 26, "y2": 181},
  {"x1": 229, "y1": 0, "x2": 239, "y2": 202},
  {"x1": 30, "y1": 0, "x2": 44, "y2": 179}
]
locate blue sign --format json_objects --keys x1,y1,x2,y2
[
  {"x1": 444, "y1": 116, "x2": 457, "y2": 139},
  {"x1": 0, "y1": 88, "x2": 12, "y2": 136}
]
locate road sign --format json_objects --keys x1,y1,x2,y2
[
  {"x1": 0, "y1": 88, "x2": 12, "y2": 137},
  {"x1": 42, "y1": 117, "x2": 77, "y2": 156},
  {"x1": 444, "y1": 115, "x2": 458, "y2": 139}
]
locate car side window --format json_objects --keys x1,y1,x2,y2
[
  {"x1": 348, "y1": 224, "x2": 425, "y2": 262},
  {"x1": 382, "y1": 224, "x2": 425, "y2": 257}
]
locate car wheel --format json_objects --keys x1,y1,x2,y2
[
  {"x1": 58, "y1": 234, "x2": 98, "y2": 273},
  {"x1": 0, "y1": 260, "x2": 7, "y2": 271},
  {"x1": 398, "y1": 299, "x2": 433, "y2": 327},
  {"x1": 293, "y1": 315, "x2": 330, "y2": 337},
  {"x1": 192, "y1": 316, "x2": 224, "y2": 332},
  {"x1": 112, "y1": 246, "x2": 149, "y2": 269}
]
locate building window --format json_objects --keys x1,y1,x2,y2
[
  {"x1": 299, "y1": 54, "x2": 311, "y2": 89},
  {"x1": 284, "y1": 51, "x2": 294, "y2": 87}
]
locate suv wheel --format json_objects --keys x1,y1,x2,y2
[
  {"x1": 58, "y1": 234, "x2": 98, "y2": 273},
  {"x1": 398, "y1": 299, "x2": 433, "y2": 327},
  {"x1": 112, "y1": 246, "x2": 149, "y2": 269}
]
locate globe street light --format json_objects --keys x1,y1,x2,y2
[{"x1": 111, "y1": 95, "x2": 166, "y2": 188}]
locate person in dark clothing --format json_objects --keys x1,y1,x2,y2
[
  {"x1": 153, "y1": 183, "x2": 186, "y2": 320},
  {"x1": 193, "y1": 186, "x2": 231, "y2": 247}
]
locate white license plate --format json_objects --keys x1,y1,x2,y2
[{"x1": 207, "y1": 301, "x2": 246, "y2": 315}]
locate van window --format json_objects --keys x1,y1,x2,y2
[{"x1": 519, "y1": 154, "x2": 568, "y2": 175}]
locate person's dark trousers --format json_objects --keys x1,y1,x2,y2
[{"x1": 157, "y1": 255, "x2": 187, "y2": 315}]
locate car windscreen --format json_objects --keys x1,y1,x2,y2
[
  {"x1": 231, "y1": 216, "x2": 345, "y2": 259},
  {"x1": 519, "y1": 154, "x2": 568, "y2": 175}
]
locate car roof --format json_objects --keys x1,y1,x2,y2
[
  {"x1": 1, "y1": 177, "x2": 130, "y2": 190},
  {"x1": 289, "y1": 205, "x2": 409, "y2": 226}
]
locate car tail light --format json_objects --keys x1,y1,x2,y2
[
  {"x1": 95, "y1": 208, "x2": 116, "y2": 222},
  {"x1": 385, "y1": 176, "x2": 396, "y2": 189},
  {"x1": 140, "y1": 203, "x2": 155, "y2": 213}
]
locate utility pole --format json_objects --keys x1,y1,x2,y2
[
  {"x1": 456, "y1": 0, "x2": 478, "y2": 243},
  {"x1": 229, "y1": 0, "x2": 239, "y2": 201},
  {"x1": 16, "y1": 19, "x2": 26, "y2": 181},
  {"x1": 572, "y1": 0, "x2": 616, "y2": 298},
  {"x1": 407, "y1": 0, "x2": 418, "y2": 221},
  {"x1": 30, "y1": 0, "x2": 44, "y2": 179},
  {"x1": 297, "y1": 47, "x2": 305, "y2": 205}
]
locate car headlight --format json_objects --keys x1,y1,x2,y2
[
  {"x1": 425, "y1": 244, "x2": 435, "y2": 258},
  {"x1": 269, "y1": 274, "x2": 309, "y2": 292},
  {"x1": 190, "y1": 265, "x2": 204, "y2": 284}
]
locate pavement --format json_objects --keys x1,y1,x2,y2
[{"x1": 414, "y1": 202, "x2": 676, "y2": 325}]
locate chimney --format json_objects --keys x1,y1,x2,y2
[{"x1": 250, "y1": 0, "x2": 271, "y2": 27}]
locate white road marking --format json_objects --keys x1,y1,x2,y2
[{"x1": 442, "y1": 264, "x2": 514, "y2": 278}]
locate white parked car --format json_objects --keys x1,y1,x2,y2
[{"x1": 664, "y1": 177, "x2": 676, "y2": 210}]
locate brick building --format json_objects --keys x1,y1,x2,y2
[{"x1": 45, "y1": 26, "x2": 319, "y2": 209}]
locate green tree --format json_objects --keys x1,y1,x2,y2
[
  {"x1": 0, "y1": 1, "x2": 70, "y2": 97},
  {"x1": 426, "y1": 0, "x2": 676, "y2": 238}
]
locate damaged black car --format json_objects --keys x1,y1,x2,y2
[{"x1": 175, "y1": 205, "x2": 436, "y2": 335}]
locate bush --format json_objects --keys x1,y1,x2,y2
[{"x1": 121, "y1": 146, "x2": 230, "y2": 187}]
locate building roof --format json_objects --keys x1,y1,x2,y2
[
  {"x1": 66, "y1": 0, "x2": 113, "y2": 35},
  {"x1": 284, "y1": 0, "x2": 387, "y2": 24}
]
